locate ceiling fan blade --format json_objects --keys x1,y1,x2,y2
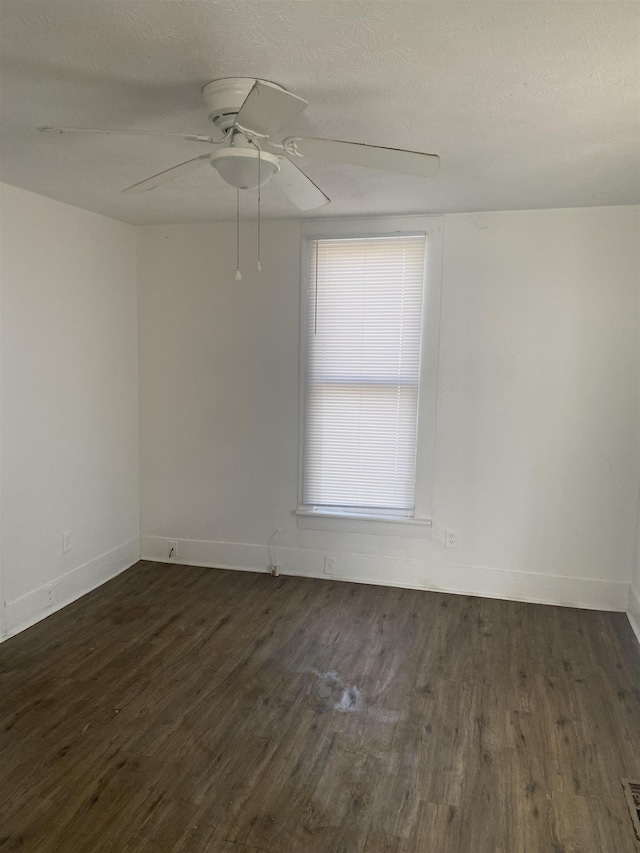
[
  {"x1": 272, "y1": 156, "x2": 330, "y2": 211},
  {"x1": 39, "y1": 126, "x2": 223, "y2": 144},
  {"x1": 235, "y1": 81, "x2": 307, "y2": 139},
  {"x1": 285, "y1": 137, "x2": 440, "y2": 178},
  {"x1": 121, "y1": 154, "x2": 211, "y2": 194}
]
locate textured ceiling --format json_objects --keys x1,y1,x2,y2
[{"x1": 0, "y1": 0, "x2": 638, "y2": 224}]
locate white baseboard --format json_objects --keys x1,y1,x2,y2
[
  {"x1": 627, "y1": 584, "x2": 640, "y2": 645},
  {"x1": 140, "y1": 535, "x2": 629, "y2": 612},
  {"x1": 2, "y1": 537, "x2": 140, "y2": 641}
]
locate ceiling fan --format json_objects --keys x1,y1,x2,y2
[{"x1": 39, "y1": 77, "x2": 440, "y2": 211}]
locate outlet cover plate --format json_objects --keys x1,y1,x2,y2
[
  {"x1": 445, "y1": 529, "x2": 459, "y2": 549},
  {"x1": 324, "y1": 556, "x2": 336, "y2": 575}
]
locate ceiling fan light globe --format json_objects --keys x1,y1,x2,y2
[{"x1": 210, "y1": 149, "x2": 279, "y2": 190}]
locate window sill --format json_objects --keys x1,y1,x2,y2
[{"x1": 295, "y1": 508, "x2": 432, "y2": 537}]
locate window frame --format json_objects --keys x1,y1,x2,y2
[{"x1": 297, "y1": 216, "x2": 443, "y2": 533}]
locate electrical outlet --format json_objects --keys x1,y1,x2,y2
[
  {"x1": 445, "y1": 529, "x2": 459, "y2": 549},
  {"x1": 168, "y1": 540, "x2": 178, "y2": 559},
  {"x1": 45, "y1": 584, "x2": 56, "y2": 608},
  {"x1": 62, "y1": 530, "x2": 71, "y2": 553},
  {"x1": 324, "y1": 556, "x2": 336, "y2": 575}
]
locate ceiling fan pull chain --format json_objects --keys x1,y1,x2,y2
[
  {"x1": 257, "y1": 151, "x2": 262, "y2": 275},
  {"x1": 235, "y1": 188, "x2": 242, "y2": 281}
]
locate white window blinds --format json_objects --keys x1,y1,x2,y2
[{"x1": 302, "y1": 234, "x2": 426, "y2": 513}]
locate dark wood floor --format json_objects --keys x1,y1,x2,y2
[{"x1": 1, "y1": 561, "x2": 639, "y2": 852}]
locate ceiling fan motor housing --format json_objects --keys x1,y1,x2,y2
[{"x1": 203, "y1": 77, "x2": 286, "y2": 132}]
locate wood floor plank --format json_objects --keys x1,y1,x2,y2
[{"x1": 1, "y1": 562, "x2": 639, "y2": 852}]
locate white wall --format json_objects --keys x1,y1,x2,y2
[
  {"x1": 1, "y1": 192, "x2": 635, "y2": 641},
  {"x1": 138, "y1": 206, "x2": 639, "y2": 612},
  {"x1": 0, "y1": 183, "x2": 140, "y2": 638},
  {"x1": 630, "y1": 497, "x2": 640, "y2": 641},
  {"x1": 629, "y1": 253, "x2": 640, "y2": 640}
]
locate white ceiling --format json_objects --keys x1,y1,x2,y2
[{"x1": 0, "y1": 1, "x2": 638, "y2": 224}]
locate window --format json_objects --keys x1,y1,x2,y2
[{"x1": 300, "y1": 223, "x2": 431, "y2": 520}]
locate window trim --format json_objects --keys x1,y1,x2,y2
[{"x1": 297, "y1": 215, "x2": 443, "y2": 528}]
